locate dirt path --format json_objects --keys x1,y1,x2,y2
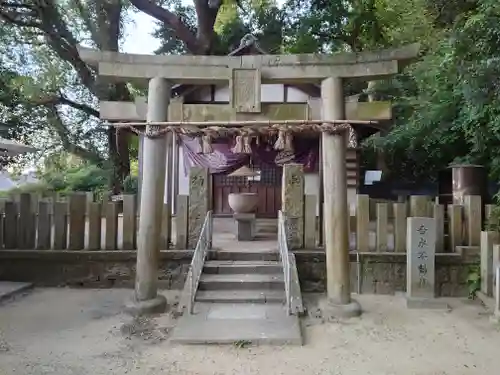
[{"x1": 1, "y1": 288, "x2": 499, "y2": 375}]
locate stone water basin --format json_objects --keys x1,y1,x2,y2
[{"x1": 228, "y1": 192, "x2": 258, "y2": 213}]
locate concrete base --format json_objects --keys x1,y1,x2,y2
[
  {"x1": 489, "y1": 314, "x2": 500, "y2": 324},
  {"x1": 319, "y1": 297, "x2": 362, "y2": 319},
  {"x1": 406, "y1": 297, "x2": 451, "y2": 310},
  {"x1": 171, "y1": 302, "x2": 302, "y2": 345},
  {"x1": 475, "y1": 291, "x2": 495, "y2": 311},
  {"x1": 0, "y1": 281, "x2": 33, "y2": 303},
  {"x1": 124, "y1": 294, "x2": 167, "y2": 316},
  {"x1": 234, "y1": 213, "x2": 256, "y2": 241}
]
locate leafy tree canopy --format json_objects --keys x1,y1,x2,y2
[{"x1": 370, "y1": 0, "x2": 500, "y2": 182}]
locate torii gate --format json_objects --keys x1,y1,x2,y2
[{"x1": 79, "y1": 44, "x2": 419, "y2": 317}]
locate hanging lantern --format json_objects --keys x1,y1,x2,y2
[{"x1": 228, "y1": 165, "x2": 259, "y2": 177}]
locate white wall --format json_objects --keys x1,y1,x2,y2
[
  {"x1": 178, "y1": 148, "x2": 189, "y2": 195},
  {"x1": 163, "y1": 145, "x2": 189, "y2": 205},
  {"x1": 191, "y1": 84, "x2": 310, "y2": 103}
]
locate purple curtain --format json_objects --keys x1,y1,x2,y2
[{"x1": 179, "y1": 135, "x2": 319, "y2": 175}]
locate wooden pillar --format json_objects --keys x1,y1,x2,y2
[
  {"x1": 318, "y1": 137, "x2": 324, "y2": 247},
  {"x1": 321, "y1": 76, "x2": 361, "y2": 317},
  {"x1": 126, "y1": 77, "x2": 169, "y2": 315},
  {"x1": 137, "y1": 133, "x2": 144, "y2": 209},
  {"x1": 164, "y1": 130, "x2": 174, "y2": 247},
  {"x1": 172, "y1": 133, "x2": 180, "y2": 215}
]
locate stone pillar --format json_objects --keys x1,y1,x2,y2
[
  {"x1": 281, "y1": 163, "x2": 304, "y2": 249},
  {"x1": 407, "y1": 217, "x2": 436, "y2": 300},
  {"x1": 126, "y1": 77, "x2": 170, "y2": 315},
  {"x1": 320, "y1": 77, "x2": 361, "y2": 317},
  {"x1": 406, "y1": 217, "x2": 448, "y2": 309},
  {"x1": 188, "y1": 166, "x2": 209, "y2": 249}
]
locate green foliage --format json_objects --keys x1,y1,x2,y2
[
  {"x1": 153, "y1": 0, "x2": 286, "y2": 55},
  {"x1": 486, "y1": 192, "x2": 500, "y2": 232},
  {"x1": 40, "y1": 164, "x2": 111, "y2": 193},
  {"x1": 467, "y1": 265, "x2": 481, "y2": 299},
  {"x1": 1, "y1": 0, "x2": 499, "y2": 197},
  {"x1": 1, "y1": 182, "x2": 53, "y2": 197},
  {"x1": 370, "y1": 0, "x2": 500, "y2": 183},
  {"x1": 0, "y1": 1, "x2": 132, "y2": 189},
  {"x1": 233, "y1": 339, "x2": 252, "y2": 348},
  {"x1": 123, "y1": 174, "x2": 139, "y2": 194},
  {"x1": 3, "y1": 162, "x2": 114, "y2": 198}
]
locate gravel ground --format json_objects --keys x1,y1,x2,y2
[{"x1": 1, "y1": 288, "x2": 500, "y2": 375}]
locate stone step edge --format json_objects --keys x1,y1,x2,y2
[
  {"x1": 204, "y1": 260, "x2": 281, "y2": 266},
  {"x1": 203, "y1": 262, "x2": 282, "y2": 274},
  {"x1": 195, "y1": 290, "x2": 285, "y2": 303},
  {"x1": 200, "y1": 274, "x2": 284, "y2": 283}
]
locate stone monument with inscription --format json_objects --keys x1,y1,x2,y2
[
  {"x1": 281, "y1": 163, "x2": 304, "y2": 249},
  {"x1": 406, "y1": 217, "x2": 449, "y2": 309},
  {"x1": 188, "y1": 167, "x2": 209, "y2": 249}
]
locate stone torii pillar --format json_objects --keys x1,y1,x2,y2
[
  {"x1": 321, "y1": 77, "x2": 361, "y2": 317},
  {"x1": 125, "y1": 77, "x2": 170, "y2": 315}
]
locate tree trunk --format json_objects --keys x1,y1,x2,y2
[
  {"x1": 130, "y1": 0, "x2": 221, "y2": 55},
  {"x1": 108, "y1": 127, "x2": 130, "y2": 194}
]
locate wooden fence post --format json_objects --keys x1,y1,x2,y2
[
  {"x1": 88, "y1": 202, "x2": 102, "y2": 250},
  {"x1": 448, "y1": 204, "x2": 463, "y2": 252},
  {"x1": 464, "y1": 195, "x2": 482, "y2": 246},
  {"x1": 122, "y1": 195, "x2": 137, "y2": 250},
  {"x1": 376, "y1": 203, "x2": 388, "y2": 251},
  {"x1": 433, "y1": 204, "x2": 445, "y2": 252},
  {"x1": 4, "y1": 201, "x2": 18, "y2": 249},
  {"x1": 410, "y1": 195, "x2": 431, "y2": 217},
  {"x1": 68, "y1": 193, "x2": 86, "y2": 250},
  {"x1": 18, "y1": 193, "x2": 35, "y2": 249},
  {"x1": 356, "y1": 194, "x2": 370, "y2": 251},
  {"x1": 105, "y1": 202, "x2": 119, "y2": 250},
  {"x1": 393, "y1": 202, "x2": 407, "y2": 252},
  {"x1": 36, "y1": 201, "x2": 51, "y2": 250}
]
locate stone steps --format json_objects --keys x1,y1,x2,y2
[
  {"x1": 198, "y1": 273, "x2": 284, "y2": 291},
  {"x1": 173, "y1": 251, "x2": 303, "y2": 346},
  {"x1": 203, "y1": 260, "x2": 281, "y2": 275},
  {"x1": 195, "y1": 290, "x2": 285, "y2": 304}
]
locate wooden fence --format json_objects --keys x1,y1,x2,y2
[
  {"x1": 0, "y1": 193, "x2": 139, "y2": 251},
  {"x1": 346, "y1": 194, "x2": 491, "y2": 252},
  {"x1": 304, "y1": 194, "x2": 494, "y2": 252},
  {"x1": 0, "y1": 192, "x2": 495, "y2": 252}
]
